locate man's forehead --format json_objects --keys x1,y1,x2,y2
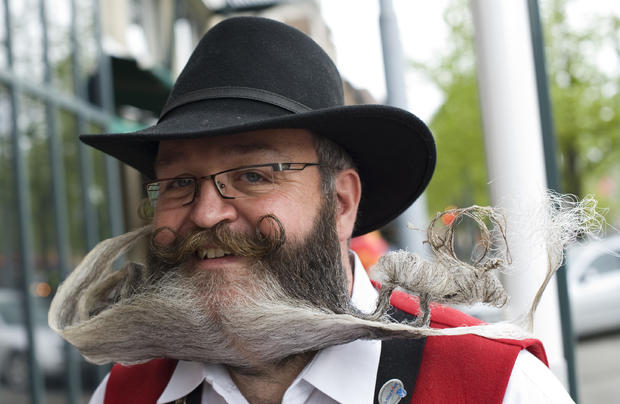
[
  {"x1": 156, "y1": 139, "x2": 284, "y2": 161},
  {"x1": 155, "y1": 129, "x2": 317, "y2": 168}
]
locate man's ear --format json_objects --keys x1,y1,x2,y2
[{"x1": 334, "y1": 169, "x2": 362, "y2": 242}]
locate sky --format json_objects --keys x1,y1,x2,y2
[
  {"x1": 319, "y1": 0, "x2": 449, "y2": 122},
  {"x1": 318, "y1": 0, "x2": 620, "y2": 123}
]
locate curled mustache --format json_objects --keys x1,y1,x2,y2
[{"x1": 150, "y1": 214, "x2": 285, "y2": 267}]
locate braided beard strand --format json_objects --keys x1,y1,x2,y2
[{"x1": 49, "y1": 192, "x2": 601, "y2": 368}]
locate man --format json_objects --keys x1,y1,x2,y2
[{"x1": 50, "y1": 16, "x2": 573, "y2": 403}]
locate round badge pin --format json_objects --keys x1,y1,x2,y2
[{"x1": 378, "y1": 378, "x2": 407, "y2": 404}]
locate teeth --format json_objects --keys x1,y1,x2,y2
[{"x1": 197, "y1": 247, "x2": 231, "y2": 260}]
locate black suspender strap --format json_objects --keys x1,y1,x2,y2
[
  {"x1": 171, "y1": 382, "x2": 203, "y2": 404},
  {"x1": 373, "y1": 309, "x2": 426, "y2": 404},
  {"x1": 187, "y1": 382, "x2": 203, "y2": 404}
]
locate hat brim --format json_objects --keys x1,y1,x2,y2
[{"x1": 80, "y1": 101, "x2": 436, "y2": 237}]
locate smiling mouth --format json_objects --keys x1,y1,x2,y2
[{"x1": 196, "y1": 247, "x2": 234, "y2": 260}]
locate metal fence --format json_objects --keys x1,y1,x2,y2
[{"x1": 1, "y1": 0, "x2": 125, "y2": 402}]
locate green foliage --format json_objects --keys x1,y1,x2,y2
[
  {"x1": 414, "y1": 0, "x2": 620, "y2": 226},
  {"x1": 0, "y1": 92, "x2": 112, "y2": 287},
  {"x1": 426, "y1": 72, "x2": 488, "y2": 212},
  {"x1": 412, "y1": 0, "x2": 488, "y2": 213},
  {"x1": 543, "y1": 1, "x2": 620, "y2": 225},
  {"x1": 0, "y1": 1, "x2": 120, "y2": 290}
]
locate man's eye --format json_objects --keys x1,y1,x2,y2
[
  {"x1": 168, "y1": 178, "x2": 194, "y2": 189},
  {"x1": 233, "y1": 168, "x2": 273, "y2": 185},
  {"x1": 242, "y1": 171, "x2": 267, "y2": 183}
]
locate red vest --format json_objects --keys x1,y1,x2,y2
[
  {"x1": 390, "y1": 291, "x2": 547, "y2": 404},
  {"x1": 104, "y1": 291, "x2": 547, "y2": 404}
]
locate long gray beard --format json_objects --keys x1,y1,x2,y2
[{"x1": 49, "y1": 192, "x2": 603, "y2": 367}]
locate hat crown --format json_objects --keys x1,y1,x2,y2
[{"x1": 164, "y1": 17, "x2": 344, "y2": 117}]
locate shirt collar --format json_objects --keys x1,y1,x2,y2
[
  {"x1": 299, "y1": 338, "x2": 381, "y2": 404},
  {"x1": 157, "y1": 361, "x2": 204, "y2": 403},
  {"x1": 157, "y1": 251, "x2": 381, "y2": 404},
  {"x1": 350, "y1": 251, "x2": 379, "y2": 314},
  {"x1": 299, "y1": 252, "x2": 380, "y2": 403}
]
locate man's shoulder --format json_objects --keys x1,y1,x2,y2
[
  {"x1": 389, "y1": 288, "x2": 484, "y2": 327},
  {"x1": 392, "y1": 289, "x2": 548, "y2": 360},
  {"x1": 389, "y1": 289, "x2": 547, "y2": 358},
  {"x1": 387, "y1": 290, "x2": 550, "y2": 403},
  {"x1": 103, "y1": 358, "x2": 178, "y2": 404}
]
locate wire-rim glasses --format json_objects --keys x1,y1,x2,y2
[{"x1": 145, "y1": 162, "x2": 322, "y2": 210}]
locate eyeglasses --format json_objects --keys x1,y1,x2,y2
[{"x1": 145, "y1": 162, "x2": 322, "y2": 210}]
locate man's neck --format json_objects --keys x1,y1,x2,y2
[
  {"x1": 227, "y1": 352, "x2": 315, "y2": 404},
  {"x1": 343, "y1": 249, "x2": 355, "y2": 295}
]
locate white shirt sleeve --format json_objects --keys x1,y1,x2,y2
[
  {"x1": 88, "y1": 373, "x2": 110, "y2": 404},
  {"x1": 502, "y1": 350, "x2": 575, "y2": 403}
]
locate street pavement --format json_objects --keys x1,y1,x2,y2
[{"x1": 576, "y1": 331, "x2": 620, "y2": 404}]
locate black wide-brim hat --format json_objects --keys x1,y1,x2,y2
[{"x1": 80, "y1": 16, "x2": 436, "y2": 237}]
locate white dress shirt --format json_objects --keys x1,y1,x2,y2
[{"x1": 90, "y1": 253, "x2": 574, "y2": 403}]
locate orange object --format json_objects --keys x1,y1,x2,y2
[
  {"x1": 441, "y1": 205, "x2": 458, "y2": 226},
  {"x1": 350, "y1": 231, "x2": 389, "y2": 271}
]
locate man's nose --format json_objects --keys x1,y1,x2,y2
[{"x1": 189, "y1": 178, "x2": 238, "y2": 228}]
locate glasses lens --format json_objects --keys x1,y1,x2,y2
[
  {"x1": 216, "y1": 165, "x2": 276, "y2": 198},
  {"x1": 147, "y1": 178, "x2": 196, "y2": 209}
]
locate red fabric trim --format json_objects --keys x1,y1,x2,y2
[
  {"x1": 104, "y1": 358, "x2": 178, "y2": 404},
  {"x1": 387, "y1": 290, "x2": 548, "y2": 404}
]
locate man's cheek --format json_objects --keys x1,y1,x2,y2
[
  {"x1": 152, "y1": 209, "x2": 187, "y2": 244},
  {"x1": 152, "y1": 225, "x2": 177, "y2": 246}
]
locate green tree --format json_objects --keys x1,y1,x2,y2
[
  {"x1": 415, "y1": 0, "x2": 620, "y2": 226},
  {"x1": 412, "y1": 0, "x2": 488, "y2": 213},
  {"x1": 544, "y1": 1, "x2": 620, "y2": 221}
]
